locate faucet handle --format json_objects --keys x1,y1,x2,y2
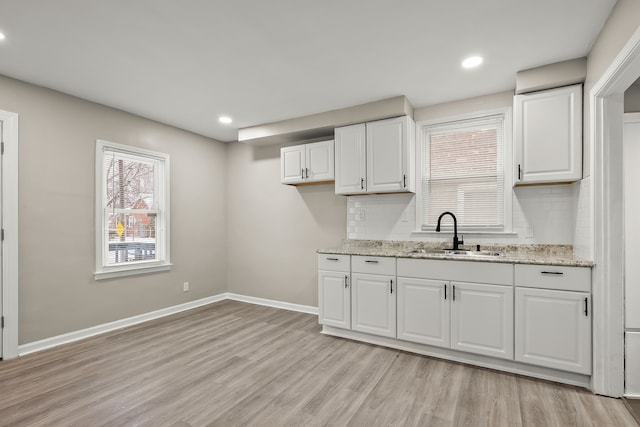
[{"x1": 459, "y1": 235, "x2": 464, "y2": 245}]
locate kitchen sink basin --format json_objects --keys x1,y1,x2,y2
[{"x1": 406, "y1": 248, "x2": 505, "y2": 257}]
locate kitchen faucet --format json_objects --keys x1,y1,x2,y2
[{"x1": 436, "y1": 211, "x2": 463, "y2": 250}]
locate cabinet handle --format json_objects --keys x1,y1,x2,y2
[
  {"x1": 452, "y1": 285, "x2": 456, "y2": 301},
  {"x1": 518, "y1": 164, "x2": 521, "y2": 180},
  {"x1": 345, "y1": 275, "x2": 349, "y2": 289},
  {"x1": 390, "y1": 279, "x2": 393, "y2": 294},
  {"x1": 584, "y1": 297, "x2": 588, "y2": 316},
  {"x1": 365, "y1": 260, "x2": 379, "y2": 264},
  {"x1": 305, "y1": 168, "x2": 309, "y2": 179},
  {"x1": 444, "y1": 283, "x2": 447, "y2": 300},
  {"x1": 403, "y1": 174, "x2": 406, "y2": 188},
  {"x1": 301, "y1": 168, "x2": 305, "y2": 180},
  {"x1": 361, "y1": 178, "x2": 364, "y2": 190},
  {"x1": 326, "y1": 257, "x2": 339, "y2": 261},
  {"x1": 541, "y1": 271, "x2": 564, "y2": 276}
]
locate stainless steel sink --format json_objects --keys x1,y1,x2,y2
[{"x1": 406, "y1": 248, "x2": 505, "y2": 257}]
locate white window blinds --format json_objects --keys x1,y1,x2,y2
[{"x1": 422, "y1": 114, "x2": 505, "y2": 230}]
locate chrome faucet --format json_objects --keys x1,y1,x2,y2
[{"x1": 436, "y1": 211, "x2": 463, "y2": 250}]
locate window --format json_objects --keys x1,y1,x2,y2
[
  {"x1": 418, "y1": 111, "x2": 511, "y2": 232},
  {"x1": 95, "y1": 140, "x2": 170, "y2": 279}
]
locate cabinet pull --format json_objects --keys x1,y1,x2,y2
[
  {"x1": 518, "y1": 164, "x2": 521, "y2": 180},
  {"x1": 403, "y1": 174, "x2": 406, "y2": 188},
  {"x1": 541, "y1": 271, "x2": 564, "y2": 276},
  {"x1": 305, "y1": 168, "x2": 309, "y2": 179},
  {"x1": 452, "y1": 285, "x2": 456, "y2": 301},
  {"x1": 361, "y1": 177, "x2": 364, "y2": 190},
  {"x1": 390, "y1": 279, "x2": 393, "y2": 294},
  {"x1": 444, "y1": 284, "x2": 447, "y2": 300},
  {"x1": 326, "y1": 257, "x2": 339, "y2": 261},
  {"x1": 584, "y1": 297, "x2": 588, "y2": 316},
  {"x1": 345, "y1": 275, "x2": 349, "y2": 289},
  {"x1": 365, "y1": 260, "x2": 379, "y2": 264},
  {"x1": 301, "y1": 168, "x2": 305, "y2": 180}
]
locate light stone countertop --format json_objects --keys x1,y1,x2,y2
[{"x1": 317, "y1": 240, "x2": 594, "y2": 268}]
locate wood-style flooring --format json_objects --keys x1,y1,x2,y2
[{"x1": 0, "y1": 300, "x2": 636, "y2": 427}]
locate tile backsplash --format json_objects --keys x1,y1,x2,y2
[{"x1": 347, "y1": 180, "x2": 591, "y2": 254}]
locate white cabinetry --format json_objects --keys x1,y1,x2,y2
[
  {"x1": 318, "y1": 254, "x2": 350, "y2": 329},
  {"x1": 281, "y1": 140, "x2": 334, "y2": 185},
  {"x1": 397, "y1": 277, "x2": 450, "y2": 347},
  {"x1": 335, "y1": 116, "x2": 415, "y2": 195},
  {"x1": 351, "y1": 256, "x2": 396, "y2": 338},
  {"x1": 514, "y1": 264, "x2": 592, "y2": 374},
  {"x1": 450, "y1": 281, "x2": 513, "y2": 360},
  {"x1": 514, "y1": 84, "x2": 582, "y2": 184}
]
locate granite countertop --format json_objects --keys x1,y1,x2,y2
[{"x1": 318, "y1": 240, "x2": 594, "y2": 268}]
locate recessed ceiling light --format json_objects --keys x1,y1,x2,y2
[
  {"x1": 0, "y1": 32, "x2": 6, "y2": 41},
  {"x1": 462, "y1": 56, "x2": 483, "y2": 69},
  {"x1": 218, "y1": 116, "x2": 232, "y2": 124}
]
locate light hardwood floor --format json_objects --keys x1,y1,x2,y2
[{"x1": 0, "y1": 300, "x2": 636, "y2": 427}]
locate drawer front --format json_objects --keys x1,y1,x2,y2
[
  {"x1": 514, "y1": 264, "x2": 591, "y2": 292},
  {"x1": 397, "y1": 258, "x2": 513, "y2": 286},
  {"x1": 317, "y1": 254, "x2": 350, "y2": 272},
  {"x1": 352, "y1": 255, "x2": 396, "y2": 275}
]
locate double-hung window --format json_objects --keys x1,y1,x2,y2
[
  {"x1": 418, "y1": 110, "x2": 511, "y2": 232},
  {"x1": 95, "y1": 140, "x2": 170, "y2": 279}
]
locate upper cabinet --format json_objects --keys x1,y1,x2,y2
[
  {"x1": 514, "y1": 84, "x2": 582, "y2": 185},
  {"x1": 335, "y1": 116, "x2": 415, "y2": 195},
  {"x1": 280, "y1": 140, "x2": 334, "y2": 185}
]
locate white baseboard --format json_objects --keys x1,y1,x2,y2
[
  {"x1": 18, "y1": 293, "x2": 228, "y2": 356},
  {"x1": 17, "y1": 293, "x2": 318, "y2": 356},
  {"x1": 226, "y1": 293, "x2": 319, "y2": 315}
]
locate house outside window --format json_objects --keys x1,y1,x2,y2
[
  {"x1": 417, "y1": 109, "x2": 512, "y2": 233},
  {"x1": 95, "y1": 139, "x2": 171, "y2": 279}
]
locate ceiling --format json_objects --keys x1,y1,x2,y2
[{"x1": 0, "y1": 0, "x2": 617, "y2": 142}]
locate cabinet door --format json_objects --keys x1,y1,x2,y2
[
  {"x1": 366, "y1": 116, "x2": 410, "y2": 193},
  {"x1": 351, "y1": 273, "x2": 396, "y2": 337},
  {"x1": 318, "y1": 270, "x2": 351, "y2": 329},
  {"x1": 397, "y1": 277, "x2": 450, "y2": 347},
  {"x1": 515, "y1": 287, "x2": 591, "y2": 374},
  {"x1": 280, "y1": 145, "x2": 305, "y2": 184},
  {"x1": 514, "y1": 84, "x2": 582, "y2": 184},
  {"x1": 335, "y1": 124, "x2": 367, "y2": 194},
  {"x1": 305, "y1": 140, "x2": 334, "y2": 183},
  {"x1": 450, "y1": 282, "x2": 514, "y2": 360}
]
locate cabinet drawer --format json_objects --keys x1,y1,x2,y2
[
  {"x1": 514, "y1": 264, "x2": 590, "y2": 292},
  {"x1": 397, "y1": 258, "x2": 513, "y2": 286},
  {"x1": 352, "y1": 255, "x2": 396, "y2": 275},
  {"x1": 317, "y1": 254, "x2": 350, "y2": 272}
]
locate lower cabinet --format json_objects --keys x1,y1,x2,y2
[
  {"x1": 318, "y1": 270, "x2": 351, "y2": 329},
  {"x1": 351, "y1": 273, "x2": 396, "y2": 338},
  {"x1": 515, "y1": 287, "x2": 591, "y2": 374},
  {"x1": 450, "y1": 282, "x2": 514, "y2": 360},
  {"x1": 397, "y1": 278, "x2": 513, "y2": 360}
]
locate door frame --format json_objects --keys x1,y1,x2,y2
[
  {"x1": 0, "y1": 110, "x2": 19, "y2": 359},
  {"x1": 591, "y1": 26, "x2": 640, "y2": 396}
]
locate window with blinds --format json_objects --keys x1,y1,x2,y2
[
  {"x1": 95, "y1": 140, "x2": 171, "y2": 279},
  {"x1": 421, "y1": 114, "x2": 505, "y2": 230}
]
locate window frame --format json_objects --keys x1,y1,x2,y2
[
  {"x1": 95, "y1": 139, "x2": 171, "y2": 280},
  {"x1": 415, "y1": 108, "x2": 513, "y2": 234}
]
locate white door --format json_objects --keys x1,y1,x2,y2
[
  {"x1": 318, "y1": 270, "x2": 350, "y2": 329},
  {"x1": 514, "y1": 287, "x2": 591, "y2": 374},
  {"x1": 514, "y1": 84, "x2": 582, "y2": 184},
  {"x1": 397, "y1": 277, "x2": 450, "y2": 347},
  {"x1": 450, "y1": 281, "x2": 514, "y2": 360},
  {"x1": 305, "y1": 140, "x2": 334, "y2": 183},
  {"x1": 351, "y1": 273, "x2": 396, "y2": 337},
  {"x1": 366, "y1": 117, "x2": 407, "y2": 193},
  {"x1": 335, "y1": 123, "x2": 367, "y2": 194},
  {"x1": 280, "y1": 145, "x2": 305, "y2": 184}
]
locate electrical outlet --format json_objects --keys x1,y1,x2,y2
[{"x1": 183, "y1": 281, "x2": 189, "y2": 292}]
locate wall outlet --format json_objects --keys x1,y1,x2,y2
[{"x1": 183, "y1": 281, "x2": 189, "y2": 292}]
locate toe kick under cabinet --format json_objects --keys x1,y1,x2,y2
[{"x1": 318, "y1": 254, "x2": 592, "y2": 378}]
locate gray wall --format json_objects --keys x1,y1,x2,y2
[
  {"x1": 226, "y1": 142, "x2": 346, "y2": 307},
  {"x1": 585, "y1": 0, "x2": 640, "y2": 176},
  {"x1": 625, "y1": 80, "x2": 640, "y2": 112},
  {"x1": 0, "y1": 75, "x2": 228, "y2": 344}
]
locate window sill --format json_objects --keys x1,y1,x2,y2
[
  {"x1": 411, "y1": 230, "x2": 518, "y2": 237},
  {"x1": 95, "y1": 262, "x2": 172, "y2": 280}
]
